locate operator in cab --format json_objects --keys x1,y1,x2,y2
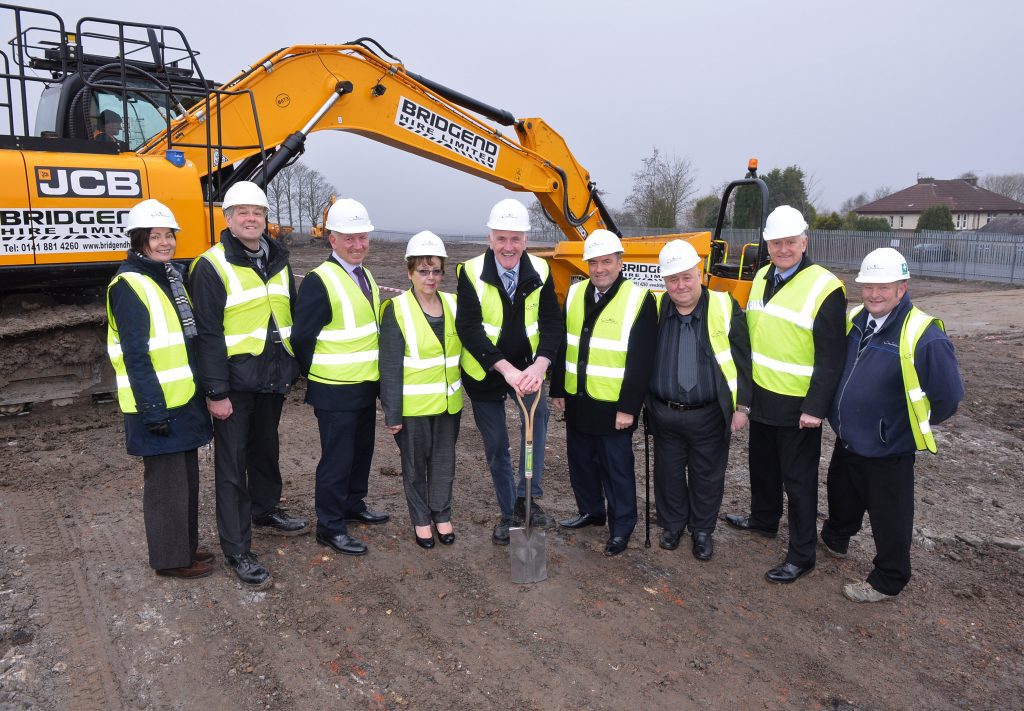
[
  {"x1": 106, "y1": 199, "x2": 213, "y2": 580},
  {"x1": 93, "y1": 109, "x2": 128, "y2": 150},
  {"x1": 189, "y1": 181, "x2": 308, "y2": 590}
]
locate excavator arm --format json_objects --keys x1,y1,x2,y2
[{"x1": 138, "y1": 42, "x2": 612, "y2": 241}]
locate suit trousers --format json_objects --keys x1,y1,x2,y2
[
  {"x1": 142, "y1": 449, "x2": 200, "y2": 570},
  {"x1": 212, "y1": 391, "x2": 285, "y2": 556},
  {"x1": 748, "y1": 420, "x2": 822, "y2": 568},
  {"x1": 470, "y1": 387, "x2": 547, "y2": 519},
  {"x1": 395, "y1": 412, "x2": 461, "y2": 526},
  {"x1": 313, "y1": 404, "x2": 376, "y2": 537},
  {"x1": 821, "y1": 444, "x2": 916, "y2": 595},
  {"x1": 650, "y1": 399, "x2": 729, "y2": 535},
  {"x1": 566, "y1": 426, "x2": 637, "y2": 539}
]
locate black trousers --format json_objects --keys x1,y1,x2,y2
[
  {"x1": 748, "y1": 420, "x2": 822, "y2": 567},
  {"x1": 142, "y1": 449, "x2": 200, "y2": 570},
  {"x1": 395, "y1": 413, "x2": 461, "y2": 527},
  {"x1": 213, "y1": 391, "x2": 285, "y2": 556},
  {"x1": 821, "y1": 443, "x2": 916, "y2": 596},
  {"x1": 650, "y1": 399, "x2": 729, "y2": 535},
  {"x1": 313, "y1": 405, "x2": 376, "y2": 537},
  {"x1": 566, "y1": 427, "x2": 637, "y2": 539}
]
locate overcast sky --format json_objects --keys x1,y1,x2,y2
[{"x1": 15, "y1": 0, "x2": 1024, "y2": 233}]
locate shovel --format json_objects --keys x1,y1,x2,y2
[{"x1": 510, "y1": 389, "x2": 547, "y2": 583}]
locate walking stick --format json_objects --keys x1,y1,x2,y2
[{"x1": 643, "y1": 405, "x2": 651, "y2": 548}]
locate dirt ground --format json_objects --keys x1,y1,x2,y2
[{"x1": 1, "y1": 240, "x2": 1022, "y2": 710}]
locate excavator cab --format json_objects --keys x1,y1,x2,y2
[{"x1": 704, "y1": 159, "x2": 770, "y2": 305}]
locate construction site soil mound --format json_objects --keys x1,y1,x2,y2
[{"x1": 1, "y1": 241, "x2": 1021, "y2": 709}]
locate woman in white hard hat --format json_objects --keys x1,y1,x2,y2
[
  {"x1": 379, "y1": 231, "x2": 463, "y2": 549},
  {"x1": 106, "y1": 199, "x2": 214, "y2": 579}
]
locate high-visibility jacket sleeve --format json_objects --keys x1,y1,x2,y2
[
  {"x1": 455, "y1": 265, "x2": 503, "y2": 372},
  {"x1": 188, "y1": 257, "x2": 231, "y2": 399},
  {"x1": 378, "y1": 302, "x2": 405, "y2": 427},
  {"x1": 803, "y1": 288, "x2": 848, "y2": 419},
  {"x1": 617, "y1": 291, "x2": 658, "y2": 416},
  {"x1": 535, "y1": 273, "x2": 563, "y2": 365},
  {"x1": 109, "y1": 279, "x2": 168, "y2": 423},
  {"x1": 728, "y1": 297, "x2": 753, "y2": 409},
  {"x1": 290, "y1": 271, "x2": 332, "y2": 378}
]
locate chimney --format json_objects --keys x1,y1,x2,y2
[
  {"x1": 917, "y1": 176, "x2": 935, "y2": 184},
  {"x1": 961, "y1": 176, "x2": 978, "y2": 186}
]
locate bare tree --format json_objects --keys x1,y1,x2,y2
[
  {"x1": 268, "y1": 163, "x2": 299, "y2": 230},
  {"x1": 840, "y1": 185, "x2": 894, "y2": 214},
  {"x1": 623, "y1": 147, "x2": 698, "y2": 229},
  {"x1": 300, "y1": 168, "x2": 337, "y2": 234},
  {"x1": 982, "y1": 173, "x2": 1024, "y2": 203}
]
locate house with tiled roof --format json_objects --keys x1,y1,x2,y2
[{"x1": 854, "y1": 177, "x2": 1024, "y2": 231}]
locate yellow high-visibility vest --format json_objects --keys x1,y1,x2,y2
[
  {"x1": 192, "y1": 243, "x2": 293, "y2": 357},
  {"x1": 307, "y1": 260, "x2": 381, "y2": 384},
  {"x1": 656, "y1": 290, "x2": 739, "y2": 407},
  {"x1": 106, "y1": 271, "x2": 196, "y2": 413},
  {"x1": 458, "y1": 253, "x2": 550, "y2": 381},
  {"x1": 746, "y1": 264, "x2": 844, "y2": 396},
  {"x1": 847, "y1": 304, "x2": 943, "y2": 453},
  {"x1": 389, "y1": 289, "x2": 463, "y2": 416},
  {"x1": 564, "y1": 279, "x2": 646, "y2": 402}
]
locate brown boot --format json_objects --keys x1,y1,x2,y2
[
  {"x1": 192, "y1": 547, "x2": 215, "y2": 564},
  {"x1": 156, "y1": 560, "x2": 213, "y2": 579}
]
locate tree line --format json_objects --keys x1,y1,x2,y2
[{"x1": 266, "y1": 162, "x2": 337, "y2": 234}]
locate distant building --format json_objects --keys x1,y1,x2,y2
[
  {"x1": 854, "y1": 177, "x2": 1024, "y2": 231},
  {"x1": 979, "y1": 215, "x2": 1024, "y2": 235}
]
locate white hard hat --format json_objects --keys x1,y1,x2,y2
[
  {"x1": 856, "y1": 247, "x2": 910, "y2": 283},
  {"x1": 326, "y1": 198, "x2": 374, "y2": 234},
  {"x1": 658, "y1": 240, "x2": 701, "y2": 277},
  {"x1": 486, "y1": 198, "x2": 530, "y2": 232},
  {"x1": 125, "y1": 199, "x2": 179, "y2": 232},
  {"x1": 582, "y1": 229, "x2": 624, "y2": 261},
  {"x1": 222, "y1": 181, "x2": 269, "y2": 211},
  {"x1": 405, "y1": 230, "x2": 448, "y2": 259},
  {"x1": 763, "y1": 205, "x2": 809, "y2": 241}
]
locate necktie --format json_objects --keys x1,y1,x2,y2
[
  {"x1": 503, "y1": 269, "x2": 517, "y2": 299},
  {"x1": 677, "y1": 315, "x2": 698, "y2": 392},
  {"x1": 773, "y1": 272, "x2": 784, "y2": 292},
  {"x1": 859, "y1": 318, "x2": 877, "y2": 353},
  {"x1": 594, "y1": 290, "x2": 604, "y2": 303},
  {"x1": 353, "y1": 266, "x2": 372, "y2": 301}
]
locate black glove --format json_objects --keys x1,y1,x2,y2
[{"x1": 146, "y1": 420, "x2": 171, "y2": 437}]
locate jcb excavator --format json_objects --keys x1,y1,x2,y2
[{"x1": 0, "y1": 3, "x2": 767, "y2": 411}]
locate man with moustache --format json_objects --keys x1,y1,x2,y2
[
  {"x1": 551, "y1": 230, "x2": 656, "y2": 556},
  {"x1": 455, "y1": 198, "x2": 562, "y2": 545},
  {"x1": 648, "y1": 240, "x2": 752, "y2": 561},
  {"x1": 291, "y1": 198, "x2": 391, "y2": 558}
]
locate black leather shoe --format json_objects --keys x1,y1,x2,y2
[
  {"x1": 659, "y1": 529, "x2": 684, "y2": 550},
  {"x1": 344, "y1": 509, "x2": 390, "y2": 525},
  {"x1": 492, "y1": 518, "x2": 512, "y2": 546},
  {"x1": 604, "y1": 536, "x2": 628, "y2": 556},
  {"x1": 514, "y1": 497, "x2": 554, "y2": 528},
  {"x1": 224, "y1": 552, "x2": 272, "y2": 589},
  {"x1": 414, "y1": 533, "x2": 435, "y2": 550},
  {"x1": 819, "y1": 530, "x2": 848, "y2": 559},
  {"x1": 765, "y1": 561, "x2": 814, "y2": 584},
  {"x1": 724, "y1": 513, "x2": 778, "y2": 538},
  {"x1": 559, "y1": 513, "x2": 607, "y2": 529},
  {"x1": 692, "y1": 532, "x2": 714, "y2": 561},
  {"x1": 438, "y1": 532, "x2": 455, "y2": 546},
  {"x1": 316, "y1": 532, "x2": 368, "y2": 556},
  {"x1": 253, "y1": 508, "x2": 310, "y2": 536}
]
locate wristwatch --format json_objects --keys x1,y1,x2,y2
[{"x1": 736, "y1": 405, "x2": 751, "y2": 415}]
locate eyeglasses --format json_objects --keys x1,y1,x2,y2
[{"x1": 415, "y1": 269, "x2": 443, "y2": 277}]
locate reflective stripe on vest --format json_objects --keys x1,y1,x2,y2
[
  {"x1": 106, "y1": 271, "x2": 196, "y2": 414},
  {"x1": 193, "y1": 243, "x2": 293, "y2": 357},
  {"x1": 746, "y1": 263, "x2": 844, "y2": 396},
  {"x1": 459, "y1": 253, "x2": 550, "y2": 381},
  {"x1": 848, "y1": 304, "x2": 942, "y2": 453},
  {"x1": 564, "y1": 279, "x2": 646, "y2": 402},
  {"x1": 307, "y1": 260, "x2": 381, "y2": 384},
  {"x1": 655, "y1": 291, "x2": 738, "y2": 407},
  {"x1": 392, "y1": 290, "x2": 463, "y2": 416}
]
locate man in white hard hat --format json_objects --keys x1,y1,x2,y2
[
  {"x1": 190, "y1": 180, "x2": 308, "y2": 589},
  {"x1": 455, "y1": 198, "x2": 562, "y2": 545},
  {"x1": 550, "y1": 229, "x2": 656, "y2": 556},
  {"x1": 821, "y1": 248, "x2": 962, "y2": 602},
  {"x1": 292, "y1": 198, "x2": 390, "y2": 558},
  {"x1": 724, "y1": 204, "x2": 846, "y2": 584},
  {"x1": 647, "y1": 240, "x2": 752, "y2": 561}
]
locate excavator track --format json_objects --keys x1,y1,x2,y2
[{"x1": 0, "y1": 294, "x2": 115, "y2": 414}]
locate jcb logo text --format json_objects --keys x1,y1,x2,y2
[{"x1": 35, "y1": 167, "x2": 142, "y2": 199}]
